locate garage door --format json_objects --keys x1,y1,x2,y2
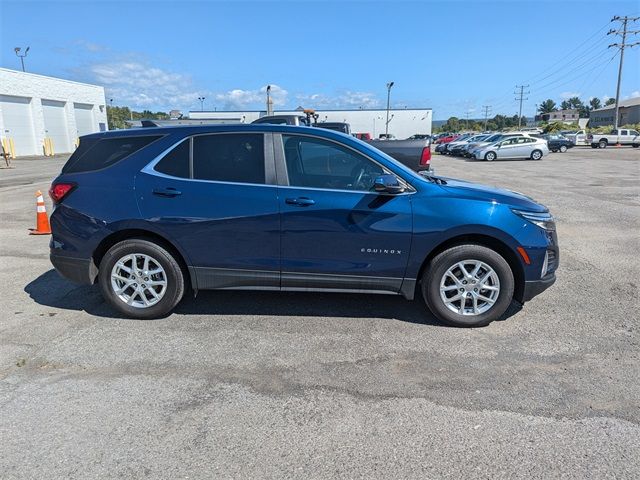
[
  {"x1": 0, "y1": 94, "x2": 37, "y2": 156},
  {"x1": 42, "y1": 100, "x2": 71, "y2": 153},
  {"x1": 74, "y1": 103, "x2": 95, "y2": 137}
]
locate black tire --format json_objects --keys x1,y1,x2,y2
[
  {"x1": 484, "y1": 151, "x2": 497, "y2": 161},
  {"x1": 98, "y1": 239, "x2": 185, "y2": 319},
  {"x1": 598, "y1": 139, "x2": 607, "y2": 149},
  {"x1": 559, "y1": 145, "x2": 568, "y2": 153},
  {"x1": 632, "y1": 144, "x2": 639, "y2": 148},
  {"x1": 531, "y1": 149, "x2": 543, "y2": 160},
  {"x1": 421, "y1": 244, "x2": 515, "y2": 327},
  {"x1": 551, "y1": 149, "x2": 558, "y2": 153},
  {"x1": 591, "y1": 144, "x2": 598, "y2": 149}
]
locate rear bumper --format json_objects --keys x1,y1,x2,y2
[
  {"x1": 50, "y1": 252, "x2": 98, "y2": 285},
  {"x1": 522, "y1": 274, "x2": 556, "y2": 302}
]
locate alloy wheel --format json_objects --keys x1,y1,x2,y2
[
  {"x1": 110, "y1": 253, "x2": 167, "y2": 308},
  {"x1": 439, "y1": 260, "x2": 500, "y2": 316}
]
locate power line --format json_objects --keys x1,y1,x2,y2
[
  {"x1": 524, "y1": 20, "x2": 613, "y2": 84},
  {"x1": 514, "y1": 85, "x2": 529, "y2": 128},
  {"x1": 608, "y1": 15, "x2": 639, "y2": 129},
  {"x1": 530, "y1": 48, "x2": 610, "y2": 93}
]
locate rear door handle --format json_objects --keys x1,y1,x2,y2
[
  {"x1": 285, "y1": 197, "x2": 315, "y2": 206},
  {"x1": 152, "y1": 187, "x2": 182, "y2": 197}
]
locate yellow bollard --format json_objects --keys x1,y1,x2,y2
[
  {"x1": 9, "y1": 138, "x2": 15, "y2": 158},
  {"x1": 49, "y1": 138, "x2": 55, "y2": 156}
]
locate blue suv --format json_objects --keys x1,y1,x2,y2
[{"x1": 49, "y1": 124, "x2": 558, "y2": 327}]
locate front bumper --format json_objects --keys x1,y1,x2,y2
[
  {"x1": 522, "y1": 273, "x2": 556, "y2": 302},
  {"x1": 50, "y1": 252, "x2": 98, "y2": 285}
]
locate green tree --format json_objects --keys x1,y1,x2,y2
[
  {"x1": 538, "y1": 99, "x2": 557, "y2": 114},
  {"x1": 589, "y1": 97, "x2": 602, "y2": 110},
  {"x1": 107, "y1": 106, "x2": 133, "y2": 130},
  {"x1": 560, "y1": 100, "x2": 571, "y2": 110},
  {"x1": 567, "y1": 97, "x2": 584, "y2": 110},
  {"x1": 605, "y1": 97, "x2": 616, "y2": 106},
  {"x1": 107, "y1": 105, "x2": 169, "y2": 129}
]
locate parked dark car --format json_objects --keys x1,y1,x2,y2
[
  {"x1": 49, "y1": 124, "x2": 558, "y2": 327},
  {"x1": 542, "y1": 134, "x2": 574, "y2": 153}
]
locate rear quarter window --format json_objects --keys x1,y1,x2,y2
[{"x1": 62, "y1": 135, "x2": 162, "y2": 173}]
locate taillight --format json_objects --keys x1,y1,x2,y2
[
  {"x1": 49, "y1": 183, "x2": 76, "y2": 204},
  {"x1": 420, "y1": 147, "x2": 431, "y2": 165}
]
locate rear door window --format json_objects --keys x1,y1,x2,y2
[
  {"x1": 154, "y1": 139, "x2": 190, "y2": 178},
  {"x1": 192, "y1": 134, "x2": 265, "y2": 184},
  {"x1": 63, "y1": 135, "x2": 162, "y2": 173}
]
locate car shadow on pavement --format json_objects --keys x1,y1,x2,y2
[{"x1": 26, "y1": 269, "x2": 469, "y2": 327}]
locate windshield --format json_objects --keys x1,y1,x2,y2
[
  {"x1": 468, "y1": 134, "x2": 488, "y2": 142},
  {"x1": 484, "y1": 134, "x2": 502, "y2": 143}
]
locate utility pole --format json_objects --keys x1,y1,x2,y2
[
  {"x1": 608, "y1": 16, "x2": 639, "y2": 130},
  {"x1": 482, "y1": 105, "x2": 491, "y2": 131},
  {"x1": 385, "y1": 81, "x2": 394, "y2": 137},
  {"x1": 464, "y1": 110, "x2": 471, "y2": 130},
  {"x1": 514, "y1": 85, "x2": 530, "y2": 129}
]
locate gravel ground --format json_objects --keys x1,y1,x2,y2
[{"x1": 0, "y1": 146, "x2": 639, "y2": 479}]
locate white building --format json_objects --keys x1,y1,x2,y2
[
  {"x1": 188, "y1": 108, "x2": 433, "y2": 139},
  {"x1": 0, "y1": 68, "x2": 107, "y2": 157}
]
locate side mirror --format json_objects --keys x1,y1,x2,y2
[{"x1": 373, "y1": 174, "x2": 405, "y2": 194}]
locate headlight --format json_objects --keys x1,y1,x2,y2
[{"x1": 512, "y1": 209, "x2": 556, "y2": 231}]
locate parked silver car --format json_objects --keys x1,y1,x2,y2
[
  {"x1": 466, "y1": 133, "x2": 528, "y2": 158},
  {"x1": 473, "y1": 136, "x2": 549, "y2": 161}
]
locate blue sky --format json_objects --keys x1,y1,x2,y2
[{"x1": 1, "y1": 0, "x2": 638, "y2": 119}]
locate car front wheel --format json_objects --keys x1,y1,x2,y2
[
  {"x1": 98, "y1": 239, "x2": 185, "y2": 319},
  {"x1": 421, "y1": 244, "x2": 515, "y2": 327},
  {"x1": 484, "y1": 151, "x2": 497, "y2": 161}
]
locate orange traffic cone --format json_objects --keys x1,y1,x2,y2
[{"x1": 29, "y1": 190, "x2": 51, "y2": 235}]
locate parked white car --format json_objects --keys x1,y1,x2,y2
[
  {"x1": 562, "y1": 129, "x2": 587, "y2": 145},
  {"x1": 473, "y1": 136, "x2": 549, "y2": 161}
]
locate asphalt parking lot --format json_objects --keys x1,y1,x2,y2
[{"x1": 1, "y1": 146, "x2": 639, "y2": 478}]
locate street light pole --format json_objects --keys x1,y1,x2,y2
[
  {"x1": 385, "y1": 81, "x2": 394, "y2": 137},
  {"x1": 266, "y1": 85, "x2": 273, "y2": 116},
  {"x1": 14, "y1": 46, "x2": 30, "y2": 72},
  {"x1": 198, "y1": 96, "x2": 205, "y2": 111}
]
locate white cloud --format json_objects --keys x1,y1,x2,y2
[
  {"x1": 215, "y1": 84, "x2": 288, "y2": 110},
  {"x1": 85, "y1": 55, "x2": 382, "y2": 112},
  {"x1": 89, "y1": 60, "x2": 203, "y2": 110},
  {"x1": 560, "y1": 91, "x2": 581, "y2": 100},
  {"x1": 295, "y1": 90, "x2": 381, "y2": 109},
  {"x1": 625, "y1": 90, "x2": 640, "y2": 99}
]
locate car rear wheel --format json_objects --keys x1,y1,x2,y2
[
  {"x1": 531, "y1": 149, "x2": 543, "y2": 160},
  {"x1": 421, "y1": 244, "x2": 515, "y2": 327},
  {"x1": 598, "y1": 140, "x2": 607, "y2": 148},
  {"x1": 559, "y1": 145, "x2": 568, "y2": 153},
  {"x1": 484, "y1": 151, "x2": 497, "y2": 161},
  {"x1": 98, "y1": 239, "x2": 185, "y2": 319}
]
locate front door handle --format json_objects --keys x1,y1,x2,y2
[
  {"x1": 285, "y1": 197, "x2": 315, "y2": 206},
  {"x1": 152, "y1": 187, "x2": 182, "y2": 197}
]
